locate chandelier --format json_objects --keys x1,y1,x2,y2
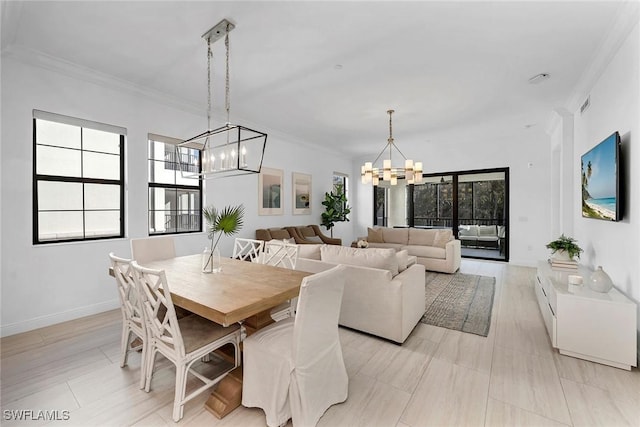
[
  {"x1": 177, "y1": 19, "x2": 267, "y2": 179},
  {"x1": 361, "y1": 110, "x2": 422, "y2": 186}
]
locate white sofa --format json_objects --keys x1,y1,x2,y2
[
  {"x1": 360, "y1": 227, "x2": 461, "y2": 274},
  {"x1": 295, "y1": 245, "x2": 426, "y2": 344}
]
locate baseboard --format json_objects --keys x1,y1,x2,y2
[{"x1": 0, "y1": 299, "x2": 120, "y2": 338}]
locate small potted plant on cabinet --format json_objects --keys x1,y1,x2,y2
[{"x1": 545, "y1": 234, "x2": 583, "y2": 261}]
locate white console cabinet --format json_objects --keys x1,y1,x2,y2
[{"x1": 535, "y1": 261, "x2": 637, "y2": 370}]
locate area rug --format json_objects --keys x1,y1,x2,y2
[{"x1": 421, "y1": 271, "x2": 496, "y2": 337}]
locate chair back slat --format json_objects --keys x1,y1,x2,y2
[
  {"x1": 109, "y1": 253, "x2": 144, "y2": 330},
  {"x1": 262, "y1": 241, "x2": 299, "y2": 269},
  {"x1": 233, "y1": 238, "x2": 265, "y2": 262},
  {"x1": 131, "y1": 261, "x2": 185, "y2": 356}
]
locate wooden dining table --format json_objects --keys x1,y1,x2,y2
[{"x1": 117, "y1": 253, "x2": 311, "y2": 418}]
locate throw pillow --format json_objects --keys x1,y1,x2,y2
[
  {"x1": 304, "y1": 235, "x2": 323, "y2": 243},
  {"x1": 297, "y1": 244, "x2": 323, "y2": 260},
  {"x1": 433, "y1": 230, "x2": 452, "y2": 248},
  {"x1": 367, "y1": 227, "x2": 384, "y2": 243}
]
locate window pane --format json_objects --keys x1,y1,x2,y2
[
  {"x1": 38, "y1": 211, "x2": 83, "y2": 240},
  {"x1": 36, "y1": 119, "x2": 81, "y2": 149},
  {"x1": 148, "y1": 160, "x2": 176, "y2": 184},
  {"x1": 83, "y1": 128, "x2": 120, "y2": 154},
  {"x1": 85, "y1": 211, "x2": 120, "y2": 237},
  {"x1": 84, "y1": 152, "x2": 120, "y2": 179},
  {"x1": 85, "y1": 184, "x2": 120, "y2": 210},
  {"x1": 36, "y1": 145, "x2": 81, "y2": 177},
  {"x1": 150, "y1": 211, "x2": 175, "y2": 234},
  {"x1": 149, "y1": 187, "x2": 177, "y2": 210},
  {"x1": 38, "y1": 181, "x2": 83, "y2": 210}
]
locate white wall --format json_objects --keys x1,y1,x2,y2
[
  {"x1": 570, "y1": 21, "x2": 640, "y2": 333},
  {"x1": 352, "y1": 126, "x2": 552, "y2": 266},
  {"x1": 0, "y1": 53, "x2": 351, "y2": 336}
]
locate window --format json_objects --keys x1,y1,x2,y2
[
  {"x1": 148, "y1": 134, "x2": 202, "y2": 235},
  {"x1": 33, "y1": 110, "x2": 125, "y2": 244}
]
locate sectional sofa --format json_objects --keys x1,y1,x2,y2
[
  {"x1": 295, "y1": 244, "x2": 426, "y2": 343},
  {"x1": 358, "y1": 227, "x2": 461, "y2": 274}
]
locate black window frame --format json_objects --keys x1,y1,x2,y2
[
  {"x1": 33, "y1": 112, "x2": 126, "y2": 245},
  {"x1": 147, "y1": 134, "x2": 203, "y2": 236}
]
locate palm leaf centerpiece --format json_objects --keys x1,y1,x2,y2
[{"x1": 202, "y1": 204, "x2": 245, "y2": 271}]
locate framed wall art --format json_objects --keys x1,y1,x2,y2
[
  {"x1": 292, "y1": 172, "x2": 311, "y2": 215},
  {"x1": 258, "y1": 167, "x2": 283, "y2": 215}
]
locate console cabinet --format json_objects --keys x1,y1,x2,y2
[{"x1": 535, "y1": 261, "x2": 637, "y2": 370}]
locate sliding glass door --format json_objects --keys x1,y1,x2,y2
[{"x1": 373, "y1": 167, "x2": 508, "y2": 261}]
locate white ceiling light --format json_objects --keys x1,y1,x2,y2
[
  {"x1": 361, "y1": 110, "x2": 422, "y2": 186},
  {"x1": 177, "y1": 19, "x2": 267, "y2": 179}
]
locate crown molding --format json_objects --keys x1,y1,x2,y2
[
  {"x1": 2, "y1": 44, "x2": 206, "y2": 116},
  {"x1": 564, "y1": 1, "x2": 640, "y2": 114}
]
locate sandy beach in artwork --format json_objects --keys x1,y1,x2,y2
[{"x1": 585, "y1": 200, "x2": 615, "y2": 220}]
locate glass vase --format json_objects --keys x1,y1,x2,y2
[
  {"x1": 588, "y1": 266, "x2": 613, "y2": 293},
  {"x1": 202, "y1": 247, "x2": 221, "y2": 273}
]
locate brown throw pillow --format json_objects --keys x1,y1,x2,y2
[{"x1": 367, "y1": 227, "x2": 384, "y2": 243}]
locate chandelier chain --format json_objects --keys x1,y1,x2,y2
[
  {"x1": 225, "y1": 23, "x2": 231, "y2": 124},
  {"x1": 207, "y1": 37, "x2": 212, "y2": 131}
]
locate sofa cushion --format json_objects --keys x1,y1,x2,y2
[
  {"x1": 298, "y1": 226, "x2": 315, "y2": 237},
  {"x1": 321, "y1": 245, "x2": 399, "y2": 276},
  {"x1": 365, "y1": 242, "x2": 404, "y2": 250},
  {"x1": 405, "y1": 245, "x2": 447, "y2": 260},
  {"x1": 478, "y1": 225, "x2": 497, "y2": 236},
  {"x1": 433, "y1": 229, "x2": 453, "y2": 248},
  {"x1": 408, "y1": 228, "x2": 436, "y2": 246},
  {"x1": 303, "y1": 235, "x2": 323, "y2": 243},
  {"x1": 396, "y1": 249, "x2": 409, "y2": 272},
  {"x1": 269, "y1": 228, "x2": 292, "y2": 240},
  {"x1": 367, "y1": 227, "x2": 385, "y2": 243},
  {"x1": 458, "y1": 225, "x2": 478, "y2": 237},
  {"x1": 297, "y1": 244, "x2": 323, "y2": 260},
  {"x1": 381, "y1": 227, "x2": 409, "y2": 244}
]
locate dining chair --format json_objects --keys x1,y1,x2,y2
[
  {"x1": 130, "y1": 235, "x2": 176, "y2": 265},
  {"x1": 260, "y1": 240, "x2": 300, "y2": 321},
  {"x1": 232, "y1": 238, "x2": 265, "y2": 262},
  {"x1": 242, "y1": 265, "x2": 348, "y2": 427},
  {"x1": 130, "y1": 261, "x2": 242, "y2": 422},
  {"x1": 109, "y1": 252, "x2": 149, "y2": 389}
]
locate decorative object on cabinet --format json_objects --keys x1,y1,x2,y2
[
  {"x1": 545, "y1": 234, "x2": 583, "y2": 261},
  {"x1": 588, "y1": 266, "x2": 614, "y2": 293}
]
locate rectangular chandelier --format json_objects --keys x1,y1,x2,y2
[{"x1": 176, "y1": 123, "x2": 267, "y2": 179}]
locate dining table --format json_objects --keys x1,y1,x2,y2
[{"x1": 112, "y1": 253, "x2": 312, "y2": 418}]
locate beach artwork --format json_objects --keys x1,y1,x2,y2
[{"x1": 581, "y1": 133, "x2": 618, "y2": 221}]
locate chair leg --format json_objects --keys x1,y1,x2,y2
[
  {"x1": 172, "y1": 364, "x2": 188, "y2": 422},
  {"x1": 144, "y1": 350, "x2": 156, "y2": 392},
  {"x1": 119, "y1": 325, "x2": 131, "y2": 368},
  {"x1": 138, "y1": 339, "x2": 148, "y2": 390}
]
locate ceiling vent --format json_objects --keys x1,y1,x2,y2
[{"x1": 580, "y1": 96, "x2": 591, "y2": 114}]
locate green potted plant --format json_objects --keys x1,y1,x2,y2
[
  {"x1": 202, "y1": 204, "x2": 245, "y2": 272},
  {"x1": 545, "y1": 234, "x2": 583, "y2": 260},
  {"x1": 321, "y1": 183, "x2": 351, "y2": 238}
]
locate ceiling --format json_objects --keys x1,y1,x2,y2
[{"x1": 1, "y1": 1, "x2": 626, "y2": 159}]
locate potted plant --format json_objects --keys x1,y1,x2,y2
[
  {"x1": 546, "y1": 234, "x2": 583, "y2": 261},
  {"x1": 202, "y1": 204, "x2": 245, "y2": 272},
  {"x1": 321, "y1": 183, "x2": 351, "y2": 238}
]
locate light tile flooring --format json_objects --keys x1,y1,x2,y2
[{"x1": 1, "y1": 260, "x2": 638, "y2": 426}]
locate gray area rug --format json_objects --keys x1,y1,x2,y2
[{"x1": 421, "y1": 271, "x2": 496, "y2": 337}]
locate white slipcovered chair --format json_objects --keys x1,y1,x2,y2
[
  {"x1": 130, "y1": 261, "x2": 242, "y2": 422},
  {"x1": 259, "y1": 241, "x2": 300, "y2": 321},
  {"x1": 109, "y1": 252, "x2": 148, "y2": 389},
  {"x1": 242, "y1": 265, "x2": 348, "y2": 427},
  {"x1": 233, "y1": 238, "x2": 265, "y2": 262},
  {"x1": 130, "y1": 235, "x2": 175, "y2": 265}
]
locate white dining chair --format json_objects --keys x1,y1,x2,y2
[
  {"x1": 260, "y1": 240, "x2": 300, "y2": 321},
  {"x1": 242, "y1": 265, "x2": 348, "y2": 427},
  {"x1": 130, "y1": 236, "x2": 176, "y2": 265},
  {"x1": 233, "y1": 238, "x2": 265, "y2": 262},
  {"x1": 109, "y1": 252, "x2": 149, "y2": 389},
  {"x1": 130, "y1": 261, "x2": 242, "y2": 422}
]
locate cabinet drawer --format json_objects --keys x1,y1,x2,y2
[{"x1": 535, "y1": 275, "x2": 557, "y2": 347}]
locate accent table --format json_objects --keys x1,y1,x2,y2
[{"x1": 535, "y1": 261, "x2": 637, "y2": 370}]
